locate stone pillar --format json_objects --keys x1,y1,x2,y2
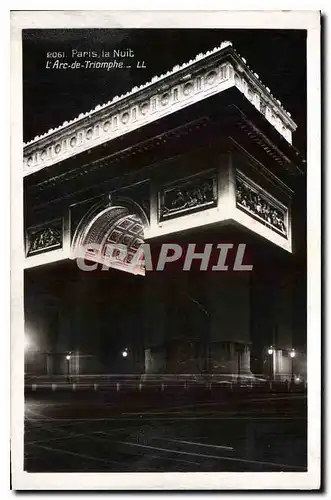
[
  {"x1": 56, "y1": 268, "x2": 103, "y2": 375},
  {"x1": 250, "y1": 264, "x2": 275, "y2": 375},
  {"x1": 273, "y1": 272, "x2": 293, "y2": 350},
  {"x1": 206, "y1": 272, "x2": 252, "y2": 376},
  {"x1": 165, "y1": 270, "x2": 205, "y2": 374},
  {"x1": 143, "y1": 271, "x2": 167, "y2": 374},
  {"x1": 272, "y1": 269, "x2": 293, "y2": 380}
]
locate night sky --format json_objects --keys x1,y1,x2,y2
[{"x1": 23, "y1": 29, "x2": 307, "y2": 153}]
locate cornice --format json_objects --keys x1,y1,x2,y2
[{"x1": 23, "y1": 41, "x2": 297, "y2": 176}]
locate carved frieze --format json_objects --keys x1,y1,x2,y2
[
  {"x1": 23, "y1": 43, "x2": 296, "y2": 175},
  {"x1": 159, "y1": 173, "x2": 217, "y2": 221},
  {"x1": 26, "y1": 220, "x2": 63, "y2": 256},
  {"x1": 23, "y1": 60, "x2": 232, "y2": 174},
  {"x1": 236, "y1": 174, "x2": 287, "y2": 236}
]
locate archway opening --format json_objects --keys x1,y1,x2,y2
[{"x1": 73, "y1": 205, "x2": 146, "y2": 276}]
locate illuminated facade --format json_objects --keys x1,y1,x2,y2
[{"x1": 24, "y1": 42, "x2": 306, "y2": 379}]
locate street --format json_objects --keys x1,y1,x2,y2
[{"x1": 24, "y1": 389, "x2": 307, "y2": 473}]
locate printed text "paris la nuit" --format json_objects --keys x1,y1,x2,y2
[{"x1": 71, "y1": 48, "x2": 135, "y2": 58}]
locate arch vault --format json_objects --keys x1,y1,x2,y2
[{"x1": 71, "y1": 200, "x2": 148, "y2": 276}]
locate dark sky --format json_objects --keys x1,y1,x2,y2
[{"x1": 22, "y1": 29, "x2": 307, "y2": 153}]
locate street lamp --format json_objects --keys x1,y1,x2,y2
[
  {"x1": 24, "y1": 334, "x2": 34, "y2": 375},
  {"x1": 24, "y1": 333, "x2": 35, "y2": 352},
  {"x1": 289, "y1": 349, "x2": 296, "y2": 384},
  {"x1": 267, "y1": 347, "x2": 274, "y2": 380},
  {"x1": 122, "y1": 350, "x2": 128, "y2": 358},
  {"x1": 24, "y1": 336, "x2": 31, "y2": 352},
  {"x1": 65, "y1": 354, "x2": 71, "y2": 381}
]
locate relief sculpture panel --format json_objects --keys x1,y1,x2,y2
[
  {"x1": 236, "y1": 174, "x2": 287, "y2": 236},
  {"x1": 159, "y1": 173, "x2": 217, "y2": 221},
  {"x1": 27, "y1": 220, "x2": 63, "y2": 256}
]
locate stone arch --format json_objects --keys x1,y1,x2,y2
[{"x1": 71, "y1": 196, "x2": 149, "y2": 275}]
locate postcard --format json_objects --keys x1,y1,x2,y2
[{"x1": 10, "y1": 10, "x2": 321, "y2": 490}]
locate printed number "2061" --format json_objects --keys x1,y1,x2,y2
[{"x1": 47, "y1": 52, "x2": 66, "y2": 58}]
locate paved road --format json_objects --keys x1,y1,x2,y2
[{"x1": 24, "y1": 390, "x2": 307, "y2": 473}]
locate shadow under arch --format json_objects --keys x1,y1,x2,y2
[{"x1": 71, "y1": 197, "x2": 149, "y2": 276}]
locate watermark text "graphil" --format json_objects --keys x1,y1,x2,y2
[{"x1": 73, "y1": 243, "x2": 253, "y2": 273}]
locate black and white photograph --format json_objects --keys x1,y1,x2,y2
[{"x1": 10, "y1": 10, "x2": 321, "y2": 491}]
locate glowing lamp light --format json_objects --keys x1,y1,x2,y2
[
  {"x1": 267, "y1": 347, "x2": 274, "y2": 355},
  {"x1": 290, "y1": 349, "x2": 296, "y2": 358},
  {"x1": 66, "y1": 355, "x2": 71, "y2": 361},
  {"x1": 24, "y1": 336, "x2": 32, "y2": 351},
  {"x1": 122, "y1": 350, "x2": 128, "y2": 358}
]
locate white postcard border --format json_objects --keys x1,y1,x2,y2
[{"x1": 10, "y1": 9, "x2": 321, "y2": 490}]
